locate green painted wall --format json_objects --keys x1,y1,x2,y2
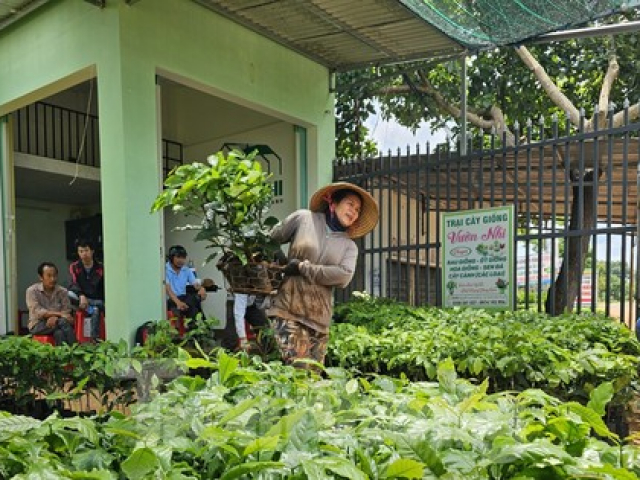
[{"x1": 0, "y1": 0, "x2": 335, "y2": 343}]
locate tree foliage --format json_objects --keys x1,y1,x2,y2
[{"x1": 335, "y1": 12, "x2": 639, "y2": 156}]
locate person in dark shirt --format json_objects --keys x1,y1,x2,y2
[{"x1": 68, "y1": 239, "x2": 104, "y2": 340}]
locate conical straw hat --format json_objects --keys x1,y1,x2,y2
[{"x1": 309, "y1": 182, "x2": 379, "y2": 239}]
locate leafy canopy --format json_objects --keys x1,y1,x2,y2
[{"x1": 336, "y1": 12, "x2": 639, "y2": 156}]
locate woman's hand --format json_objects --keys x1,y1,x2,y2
[
  {"x1": 274, "y1": 249, "x2": 288, "y2": 265},
  {"x1": 283, "y1": 259, "x2": 301, "y2": 276}
]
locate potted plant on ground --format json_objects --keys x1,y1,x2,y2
[{"x1": 152, "y1": 149, "x2": 284, "y2": 295}]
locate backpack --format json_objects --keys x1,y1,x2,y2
[{"x1": 135, "y1": 321, "x2": 155, "y2": 346}]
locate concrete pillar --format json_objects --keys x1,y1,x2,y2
[
  {"x1": 307, "y1": 97, "x2": 335, "y2": 198},
  {"x1": 97, "y1": 55, "x2": 164, "y2": 344}
]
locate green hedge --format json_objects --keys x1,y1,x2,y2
[
  {"x1": 0, "y1": 336, "x2": 138, "y2": 415},
  {"x1": 0, "y1": 317, "x2": 222, "y2": 414},
  {"x1": 329, "y1": 298, "x2": 640, "y2": 406},
  {"x1": 1, "y1": 352, "x2": 638, "y2": 479}
]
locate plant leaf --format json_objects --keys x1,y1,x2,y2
[
  {"x1": 220, "y1": 461, "x2": 285, "y2": 480},
  {"x1": 48, "y1": 417, "x2": 99, "y2": 446},
  {"x1": 586, "y1": 382, "x2": 613, "y2": 416},
  {"x1": 567, "y1": 402, "x2": 619, "y2": 441},
  {"x1": 392, "y1": 434, "x2": 446, "y2": 476},
  {"x1": 585, "y1": 465, "x2": 639, "y2": 480},
  {"x1": 244, "y1": 435, "x2": 280, "y2": 457},
  {"x1": 316, "y1": 456, "x2": 368, "y2": 480},
  {"x1": 286, "y1": 411, "x2": 318, "y2": 452},
  {"x1": 437, "y1": 358, "x2": 457, "y2": 394},
  {"x1": 218, "y1": 397, "x2": 261, "y2": 427},
  {"x1": 72, "y1": 449, "x2": 116, "y2": 472},
  {"x1": 121, "y1": 447, "x2": 159, "y2": 479},
  {"x1": 217, "y1": 351, "x2": 239, "y2": 386},
  {"x1": 301, "y1": 459, "x2": 328, "y2": 480},
  {"x1": 382, "y1": 458, "x2": 425, "y2": 479},
  {"x1": 0, "y1": 415, "x2": 41, "y2": 439},
  {"x1": 266, "y1": 410, "x2": 307, "y2": 439}
]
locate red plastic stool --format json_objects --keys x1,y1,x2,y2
[
  {"x1": 74, "y1": 309, "x2": 106, "y2": 343},
  {"x1": 32, "y1": 334, "x2": 55, "y2": 345},
  {"x1": 237, "y1": 320, "x2": 257, "y2": 350},
  {"x1": 167, "y1": 311, "x2": 187, "y2": 337},
  {"x1": 245, "y1": 320, "x2": 256, "y2": 341}
]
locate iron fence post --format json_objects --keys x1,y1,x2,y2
[{"x1": 636, "y1": 166, "x2": 640, "y2": 328}]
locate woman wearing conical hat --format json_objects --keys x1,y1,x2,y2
[{"x1": 268, "y1": 182, "x2": 379, "y2": 369}]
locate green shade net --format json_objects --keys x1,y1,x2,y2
[{"x1": 399, "y1": 0, "x2": 639, "y2": 49}]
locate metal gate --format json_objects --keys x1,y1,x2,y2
[{"x1": 334, "y1": 108, "x2": 639, "y2": 326}]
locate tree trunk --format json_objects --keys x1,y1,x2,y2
[{"x1": 545, "y1": 169, "x2": 601, "y2": 315}]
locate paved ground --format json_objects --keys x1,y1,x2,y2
[{"x1": 605, "y1": 302, "x2": 636, "y2": 330}]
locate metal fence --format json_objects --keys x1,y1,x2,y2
[
  {"x1": 12, "y1": 101, "x2": 183, "y2": 175},
  {"x1": 334, "y1": 108, "x2": 639, "y2": 325},
  {"x1": 13, "y1": 101, "x2": 101, "y2": 167},
  {"x1": 162, "y1": 138, "x2": 184, "y2": 178}
]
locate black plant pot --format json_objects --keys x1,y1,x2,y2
[{"x1": 30, "y1": 399, "x2": 56, "y2": 420}]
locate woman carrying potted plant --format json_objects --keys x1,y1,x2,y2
[
  {"x1": 152, "y1": 151, "x2": 377, "y2": 367},
  {"x1": 269, "y1": 182, "x2": 378, "y2": 369}
]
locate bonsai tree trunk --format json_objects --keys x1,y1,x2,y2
[{"x1": 545, "y1": 169, "x2": 601, "y2": 315}]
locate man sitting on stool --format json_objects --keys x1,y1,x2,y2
[
  {"x1": 27, "y1": 262, "x2": 77, "y2": 345},
  {"x1": 68, "y1": 239, "x2": 104, "y2": 341},
  {"x1": 165, "y1": 245, "x2": 207, "y2": 321}
]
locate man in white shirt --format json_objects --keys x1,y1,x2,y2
[{"x1": 219, "y1": 293, "x2": 268, "y2": 350}]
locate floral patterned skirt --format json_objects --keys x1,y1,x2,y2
[{"x1": 270, "y1": 316, "x2": 328, "y2": 369}]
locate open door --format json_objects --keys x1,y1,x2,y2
[{"x1": 0, "y1": 115, "x2": 17, "y2": 334}]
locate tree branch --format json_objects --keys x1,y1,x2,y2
[
  {"x1": 611, "y1": 103, "x2": 640, "y2": 127},
  {"x1": 486, "y1": 106, "x2": 516, "y2": 147},
  {"x1": 377, "y1": 82, "x2": 515, "y2": 146},
  {"x1": 589, "y1": 48, "x2": 619, "y2": 130},
  {"x1": 419, "y1": 69, "x2": 517, "y2": 146},
  {"x1": 514, "y1": 46, "x2": 580, "y2": 126},
  {"x1": 415, "y1": 70, "x2": 498, "y2": 130}
]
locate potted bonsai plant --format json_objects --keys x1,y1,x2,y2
[{"x1": 151, "y1": 149, "x2": 284, "y2": 295}]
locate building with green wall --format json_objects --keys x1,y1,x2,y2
[
  {"x1": 1, "y1": 0, "x2": 629, "y2": 341},
  {"x1": 0, "y1": 0, "x2": 334, "y2": 341}
]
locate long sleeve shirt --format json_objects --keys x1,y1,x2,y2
[
  {"x1": 26, "y1": 282, "x2": 72, "y2": 330},
  {"x1": 268, "y1": 210, "x2": 358, "y2": 333}
]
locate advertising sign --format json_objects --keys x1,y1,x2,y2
[
  {"x1": 578, "y1": 269, "x2": 596, "y2": 308},
  {"x1": 442, "y1": 206, "x2": 515, "y2": 309},
  {"x1": 516, "y1": 246, "x2": 554, "y2": 288}
]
